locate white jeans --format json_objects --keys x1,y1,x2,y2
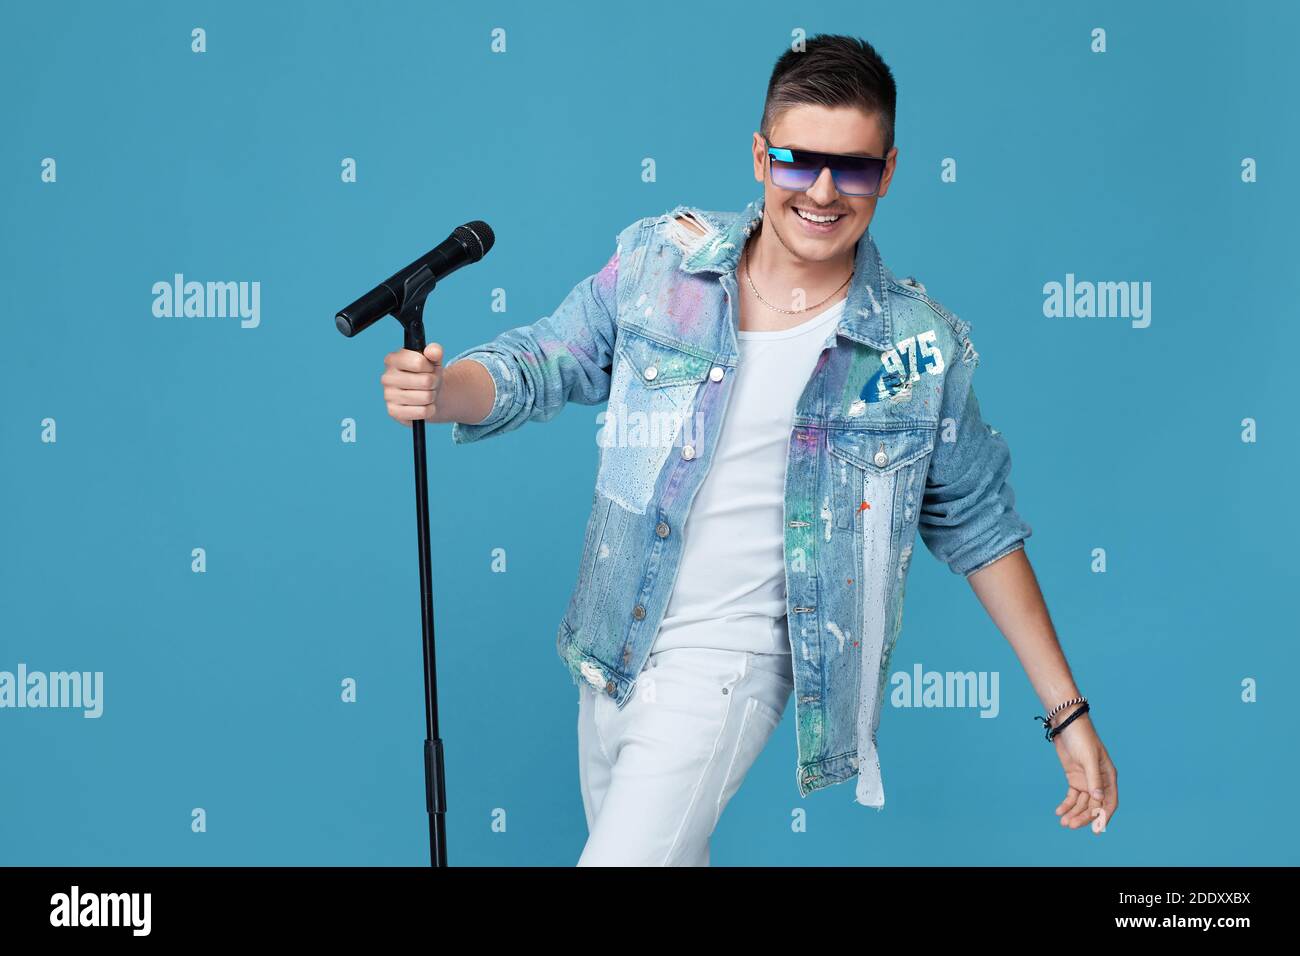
[{"x1": 576, "y1": 646, "x2": 795, "y2": 866}]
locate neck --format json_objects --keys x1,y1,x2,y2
[{"x1": 746, "y1": 216, "x2": 855, "y2": 306}]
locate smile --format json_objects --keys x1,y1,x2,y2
[{"x1": 793, "y1": 208, "x2": 844, "y2": 223}]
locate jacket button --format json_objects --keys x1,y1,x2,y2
[
  {"x1": 643, "y1": 365, "x2": 658, "y2": 381},
  {"x1": 873, "y1": 449, "x2": 889, "y2": 467},
  {"x1": 682, "y1": 444, "x2": 696, "y2": 460},
  {"x1": 605, "y1": 681, "x2": 617, "y2": 696},
  {"x1": 656, "y1": 521, "x2": 670, "y2": 538},
  {"x1": 632, "y1": 604, "x2": 646, "y2": 620},
  {"x1": 709, "y1": 366, "x2": 724, "y2": 382}
]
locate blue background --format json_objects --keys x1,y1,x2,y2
[{"x1": 1, "y1": 0, "x2": 1295, "y2": 865}]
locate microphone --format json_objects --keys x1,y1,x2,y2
[{"x1": 335, "y1": 220, "x2": 495, "y2": 337}]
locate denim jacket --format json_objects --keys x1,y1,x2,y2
[{"x1": 448, "y1": 196, "x2": 1032, "y2": 808}]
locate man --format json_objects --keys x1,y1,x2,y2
[{"x1": 380, "y1": 34, "x2": 1118, "y2": 866}]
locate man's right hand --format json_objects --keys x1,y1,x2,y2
[{"x1": 382, "y1": 343, "x2": 443, "y2": 426}]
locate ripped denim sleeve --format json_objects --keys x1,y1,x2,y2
[
  {"x1": 449, "y1": 243, "x2": 621, "y2": 444},
  {"x1": 917, "y1": 337, "x2": 1033, "y2": 576}
]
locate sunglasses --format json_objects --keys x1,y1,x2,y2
[{"x1": 765, "y1": 141, "x2": 888, "y2": 197}]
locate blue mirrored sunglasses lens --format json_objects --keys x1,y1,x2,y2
[
  {"x1": 831, "y1": 162, "x2": 884, "y2": 196},
  {"x1": 769, "y1": 156, "x2": 821, "y2": 190}
]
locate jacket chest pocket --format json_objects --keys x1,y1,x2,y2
[
  {"x1": 596, "y1": 328, "x2": 715, "y2": 515},
  {"x1": 825, "y1": 424, "x2": 937, "y2": 530}
]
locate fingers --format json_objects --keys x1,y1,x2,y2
[
  {"x1": 1058, "y1": 753, "x2": 1117, "y2": 832},
  {"x1": 382, "y1": 369, "x2": 440, "y2": 391},
  {"x1": 386, "y1": 396, "x2": 436, "y2": 423},
  {"x1": 1054, "y1": 750, "x2": 1120, "y2": 834},
  {"x1": 1061, "y1": 788, "x2": 1090, "y2": 828},
  {"x1": 383, "y1": 379, "x2": 439, "y2": 420},
  {"x1": 384, "y1": 344, "x2": 442, "y2": 374},
  {"x1": 382, "y1": 345, "x2": 443, "y2": 424},
  {"x1": 1083, "y1": 757, "x2": 1107, "y2": 833},
  {"x1": 385, "y1": 386, "x2": 435, "y2": 407},
  {"x1": 383, "y1": 382, "x2": 436, "y2": 404},
  {"x1": 1099, "y1": 758, "x2": 1119, "y2": 830}
]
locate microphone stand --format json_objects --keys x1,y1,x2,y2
[{"x1": 390, "y1": 263, "x2": 447, "y2": 867}]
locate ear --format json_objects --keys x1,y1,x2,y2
[
  {"x1": 877, "y1": 146, "x2": 900, "y2": 197},
  {"x1": 752, "y1": 132, "x2": 767, "y2": 185}
]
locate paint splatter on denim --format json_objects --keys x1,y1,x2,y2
[{"x1": 449, "y1": 196, "x2": 1032, "y2": 808}]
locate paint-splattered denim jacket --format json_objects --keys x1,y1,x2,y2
[{"x1": 448, "y1": 195, "x2": 1032, "y2": 808}]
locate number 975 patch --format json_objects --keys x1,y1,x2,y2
[{"x1": 860, "y1": 329, "x2": 945, "y2": 404}]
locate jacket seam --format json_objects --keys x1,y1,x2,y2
[{"x1": 888, "y1": 280, "x2": 972, "y2": 344}]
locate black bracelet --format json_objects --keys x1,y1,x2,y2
[{"x1": 1034, "y1": 701, "x2": 1090, "y2": 741}]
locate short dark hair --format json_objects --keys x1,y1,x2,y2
[{"x1": 759, "y1": 34, "x2": 898, "y2": 153}]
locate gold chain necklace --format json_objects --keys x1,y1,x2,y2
[{"x1": 743, "y1": 240, "x2": 853, "y2": 315}]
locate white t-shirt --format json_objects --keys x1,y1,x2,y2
[{"x1": 652, "y1": 296, "x2": 848, "y2": 657}]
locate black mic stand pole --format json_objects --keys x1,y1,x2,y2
[{"x1": 389, "y1": 263, "x2": 447, "y2": 867}]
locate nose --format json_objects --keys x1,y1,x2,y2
[{"x1": 805, "y1": 166, "x2": 839, "y2": 207}]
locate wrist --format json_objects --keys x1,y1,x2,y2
[
  {"x1": 1041, "y1": 693, "x2": 1084, "y2": 723},
  {"x1": 1053, "y1": 707, "x2": 1090, "y2": 732},
  {"x1": 1033, "y1": 695, "x2": 1089, "y2": 741},
  {"x1": 436, "y1": 360, "x2": 493, "y2": 425}
]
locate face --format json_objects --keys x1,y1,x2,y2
[{"x1": 751, "y1": 103, "x2": 898, "y2": 263}]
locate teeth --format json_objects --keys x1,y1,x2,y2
[{"x1": 795, "y1": 208, "x2": 842, "y2": 223}]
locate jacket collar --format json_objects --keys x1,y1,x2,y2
[{"x1": 675, "y1": 195, "x2": 893, "y2": 351}]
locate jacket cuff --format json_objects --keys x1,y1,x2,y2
[
  {"x1": 962, "y1": 538, "x2": 1028, "y2": 578},
  {"x1": 447, "y1": 350, "x2": 518, "y2": 443}
]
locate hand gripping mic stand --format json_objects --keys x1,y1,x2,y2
[{"x1": 393, "y1": 263, "x2": 447, "y2": 867}]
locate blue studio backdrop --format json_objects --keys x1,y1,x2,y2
[{"x1": 2, "y1": 0, "x2": 1296, "y2": 866}]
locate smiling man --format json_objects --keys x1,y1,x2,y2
[{"x1": 379, "y1": 34, "x2": 1119, "y2": 866}]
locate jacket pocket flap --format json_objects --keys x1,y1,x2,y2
[
  {"x1": 827, "y1": 424, "x2": 936, "y2": 474},
  {"x1": 615, "y1": 328, "x2": 713, "y2": 388}
]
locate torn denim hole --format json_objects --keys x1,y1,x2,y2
[
  {"x1": 665, "y1": 210, "x2": 714, "y2": 259},
  {"x1": 825, "y1": 620, "x2": 850, "y2": 654},
  {"x1": 666, "y1": 208, "x2": 735, "y2": 269},
  {"x1": 898, "y1": 541, "x2": 913, "y2": 580},
  {"x1": 579, "y1": 660, "x2": 605, "y2": 689}
]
